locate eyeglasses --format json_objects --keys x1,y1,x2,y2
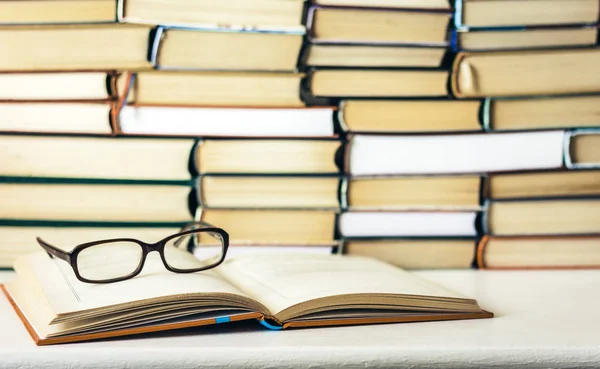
[{"x1": 37, "y1": 221, "x2": 229, "y2": 284}]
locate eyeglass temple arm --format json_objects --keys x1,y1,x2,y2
[
  {"x1": 179, "y1": 221, "x2": 217, "y2": 233},
  {"x1": 36, "y1": 237, "x2": 70, "y2": 262},
  {"x1": 173, "y1": 221, "x2": 223, "y2": 250}
]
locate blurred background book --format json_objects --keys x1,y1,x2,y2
[{"x1": 0, "y1": 0, "x2": 599, "y2": 270}]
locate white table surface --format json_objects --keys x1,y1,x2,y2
[{"x1": 0, "y1": 269, "x2": 599, "y2": 369}]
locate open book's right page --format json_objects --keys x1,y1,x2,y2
[{"x1": 215, "y1": 253, "x2": 479, "y2": 320}]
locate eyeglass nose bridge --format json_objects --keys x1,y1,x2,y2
[{"x1": 140, "y1": 241, "x2": 164, "y2": 254}]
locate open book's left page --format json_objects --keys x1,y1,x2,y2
[{"x1": 5, "y1": 251, "x2": 266, "y2": 339}]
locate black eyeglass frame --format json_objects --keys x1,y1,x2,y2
[{"x1": 36, "y1": 221, "x2": 229, "y2": 284}]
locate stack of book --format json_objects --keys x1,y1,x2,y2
[
  {"x1": 0, "y1": 0, "x2": 339, "y2": 266},
  {"x1": 0, "y1": 132, "x2": 195, "y2": 266},
  {"x1": 1, "y1": 0, "x2": 600, "y2": 270},
  {"x1": 451, "y1": 0, "x2": 600, "y2": 269},
  {"x1": 302, "y1": 0, "x2": 478, "y2": 268},
  {"x1": 326, "y1": 0, "x2": 600, "y2": 269},
  {"x1": 303, "y1": 0, "x2": 452, "y2": 98}
]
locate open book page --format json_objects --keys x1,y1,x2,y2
[
  {"x1": 5, "y1": 271, "x2": 255, "y2": 340},
  {"x1": 215, "y1": 254, "x2": 478, "y2": 320},
  {"x1": 13, "y1": 252, "x2": 262, "y2": 324}
]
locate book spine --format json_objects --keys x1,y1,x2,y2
[
  {"x1": 258, "y1": 317, "x2": 283, "y2": 330},
  {"x1": 342, "y1": 134, "x2": 353, "y2": 175},
  {"x1": 190, "y1": 139, "x2": 203, "y2": 176},
  {"x1": 115, "y1": 70, "x2": 134, "y2": 107},
  {"x1": 479, "y1": 199, "x2": 491, "y2": 235},
  {"x1": 338, "y1": 176, "x2": 349, "y2": 210},
  {"x1": 563, "y1": 129, "x2": 576, "y2": 168},
  {"x1": 109, "y1": 102, "x2": 120, "y2": 136},
  {"x1": 300, "y1": 69, "x2": 337, "y2": 106},
  {"x1": 195, "y1": 176, "x2": 204, "y2": 207},
  {"x1": 116, "y1": 0, "x2": 126, "y2": 23},
  {"x1": 450, "y1": 52, "x2": 468, "y2": 98},
  {"x1": 475, "y1": 234, "x2": 489, "y2": 269},
  {"x1": 336, "y1": 237, "x2": 346, "y2": 255},
  {"x1": 297, "y1": 36, "x2": 311, "y2": 72},
  {"x1": 336, "y1": 101, "x2": 349, "y2": 132},
  {"x1": 187, "y1": 178, "x2": 201, "y2": 216},
  {"x1": 480, "y1": 98, "x2": 492, "y2": 131},
  {"x1": 148, "y1": 26, "x2": 164, "y2": 67},
  {"x1": 106, "y1": 71, "x2": 119, "y2": 99},
  {"x1": 186, "y1": 186, "x2": 197, "y2": 218},
  {"x1": 454, "y1": 0, "x2": 466, "y2": 30},
  {"x1": 194, "y1": 206, "x2": 203, "y2": 223},
  {"x1": 564, "y1": 128, "x2": 600, "y2": 169},
  {"x1": 305, "y1": 5, "x2": 317, "y2": 44},
  {"x1": 333, "y1": 212, "x2": 343, "y2": 254},
  {"x1": 478, "y1": 174, "x2": 487, "y2": 207},
  {"x1": 450, "y1": 28, "x2": 459, "y2": 52}
]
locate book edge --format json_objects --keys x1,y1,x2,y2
[
  {"x1": 282, "y1": 310, "x2": 494, "y2": 329},
  {"x1": 1, "y1": 284, "x2": 262, "y2": 346}
]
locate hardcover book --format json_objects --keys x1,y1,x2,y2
[
  {"x1": 454, "y1": 26, "x2": 598, "y2": 51},
  {"x1": 0, "y1": 0, "x2": 117, "y2": 24},
  {"x1": 486, "y1": 170, "x2": 600, "y2": 200},
  {"x1": 304, "y1": 44, "x2": 447, "y2": 68},
  {"x1": 0, "y1": 102, "x2": 115, "y2": 135},
  {"x1": 0, "y1": 181, "x2": 192, "y2": 223},
  {"x1": 0, "y1": 24, "x2": 152, "y2": 71},
  {"x1": 336, "y1": 96, "x2": 600, "y2": 133},
  {"x1": 345, "y1": 175, "x2": 482, "y2": 210},
  {"x1": 451, "y1": 48, "x2": 600, "y2": 98},
  {"x1": 0, "y1": 135, "x2": 194, "y2": 181},
  {"x1": 339, "y1": 211, "x2": 479, "y2": 238},
  {"x1": 312, "y1": 0, "x2": 451, "y2": 10},
  {"x1": 344, "y1": 130, "x2": 600, "y2": 175},
  {"x1": 482, "y1": 95, "x2": 600, "y2": 132},
  {"x1": 120, "y1": 70, "x2": 305, "y2": 107},
  {"x1": 193, "y1": 138, "x2": 342, "y2": 175},
  {"x1": 344, "y1": 131, "x2": 565, "y2": 175},
  {"x1": 4, "y1": 252, "x2": 492, "y2": 345},
  {"x1": 117, "y1": 105, "x2": 335, "y2": 138},
  {"x1": 307, "y1": 69, "x2": 449, "y2": 98},
  {"x1": 150, "y1": 27, "x2": 304, "y2": 72},
  {"x1": 477, "y1": 235, "x2": 600, "y2": 269},
  {"x1": 338, "y1": 100, "x2": 481, "y2": 133},
  {"x1": 307, "y1": 5, "x2": 452, "y2": 46},
  {"x1": 197, "y1": 175, "x2": 341, "y2": 209},
  {"x1": 197, "y1": 208, "x2": 338, "y2": 246},
  {"x1": 484, "y1": 198, "x2": 600, "y2": 236},
  {"x1": 455, "y1": 0, "x2": 599, "y2": 29},
  {"x1": 118, "y1": 0, "x2": 305, "y2": 29},
  {"x1": 0, "y1": 71, "x2": 118, "y2": 101},
  {"x1": 344, "y1": 238, "x2": 476, "y2": 269}
]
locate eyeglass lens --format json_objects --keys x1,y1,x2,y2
[
  {"x1": 77, "y1": 241, "x2": 143, "y2": 281},
  {"x1": 163, "y1": 231, "x2": 225, "y2": 271}
]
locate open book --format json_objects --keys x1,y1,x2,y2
[{"x1": 3, "y1": 251, "x2": 492, "y2": 345}]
